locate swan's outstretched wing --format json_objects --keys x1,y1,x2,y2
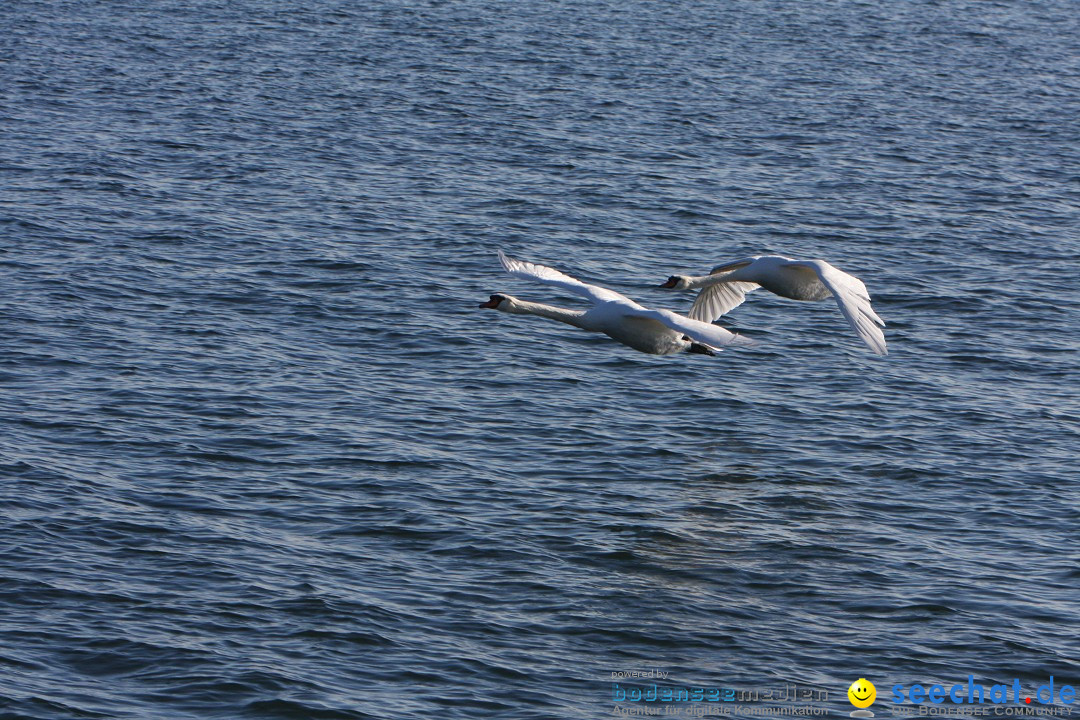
[
  {"x1": 625, "y1": 307, "x2": 756, "y2": 350},
  {"x1": 786, "y1": 260, "x2": 887, "y2": 355},
  {"x1": 708, "y1": 259, "x2": 755, "y2": 275},
  {"x1": 687, "y1": 276, "x2": 760, "y2": 322},
  {"x1": 498, "y1": 250, "x2": 627, "y2": 304}
]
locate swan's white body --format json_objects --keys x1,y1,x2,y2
[
  {"x1": 663, "y1": 255, "x2": 887, "y2": 355},
  {"x1": 483, "y1": 250, "x2": 752, "y2": 356}
]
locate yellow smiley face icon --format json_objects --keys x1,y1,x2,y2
[{"x1": 848, "y1": 678, "x2": 876, "y2": 708}]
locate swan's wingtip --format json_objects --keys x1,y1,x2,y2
[{"x1": 864, "y1": 339, "x2": 888, "y2": 356}]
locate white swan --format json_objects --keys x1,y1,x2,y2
[
  {"x1": 659, "y1": 255, "x2": 887, "y2": 355},
  {"x1": 481, "y1": 250, "x2": 754, "y2": 356}
]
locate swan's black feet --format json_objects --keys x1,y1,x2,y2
[{"x1": 688, "y1": 342, "x2": 716, "y2": 356}]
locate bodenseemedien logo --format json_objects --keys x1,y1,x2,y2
[{"x1": 848, "y1": 678, "x2": 877, "y2": 717}]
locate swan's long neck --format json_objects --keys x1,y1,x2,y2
[
  {"x1": 505, "y1": 300, "x2": 590, "y2": 329},
  {"x1": 685, "y1": 270, "x2": 743, "y2": 289}
]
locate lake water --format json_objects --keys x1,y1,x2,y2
[{"x1": 2, "y1": 1, "x2": 1078, "y2": 718}]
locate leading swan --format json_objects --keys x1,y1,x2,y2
[
  {"x1": 481, "y1": 250, "x2": 753, "y2": 356},
  {"x1": 659, "y1": 255, "x2": 887, "y2": 355}
]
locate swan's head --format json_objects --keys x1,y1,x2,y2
[
  {"x1": 479, "y1": 293, "x2": 513, "y2": 310},
  {"x1": 659, "y1": 275, "x2": 691, "y2": 290},
  {"x1": 684, "y1": 337, "x2": 717, "y2": 356}
]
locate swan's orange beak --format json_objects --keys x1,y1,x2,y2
[
  {"x1": 659, "y1": 277, "x2": 678, "y2": 288},
  {"x1": 479, "y1": 296, "x2": 501, "y2": 309}
]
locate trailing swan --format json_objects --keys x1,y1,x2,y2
[{"x1": 659, "y1": 255, "x2": 886, "y2": 355}]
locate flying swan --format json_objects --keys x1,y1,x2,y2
[
  {"x1": 659, "y1": 255, "x2": 887, "y2": 355},
  {"x1": 480, "y1": 250, "x2": 753, "y2": 356}
]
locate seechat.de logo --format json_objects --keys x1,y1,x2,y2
[{"x1": 891, "y1": 676, "x2": 1076, "y2": 706}]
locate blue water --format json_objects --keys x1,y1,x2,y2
[{"x1": 3, "y1": 1, "x2": 1079, "y2": 718}]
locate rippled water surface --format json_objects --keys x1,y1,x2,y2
[{"x1": 3, "y1": 1, "x2": 1079, "y2": 718}]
